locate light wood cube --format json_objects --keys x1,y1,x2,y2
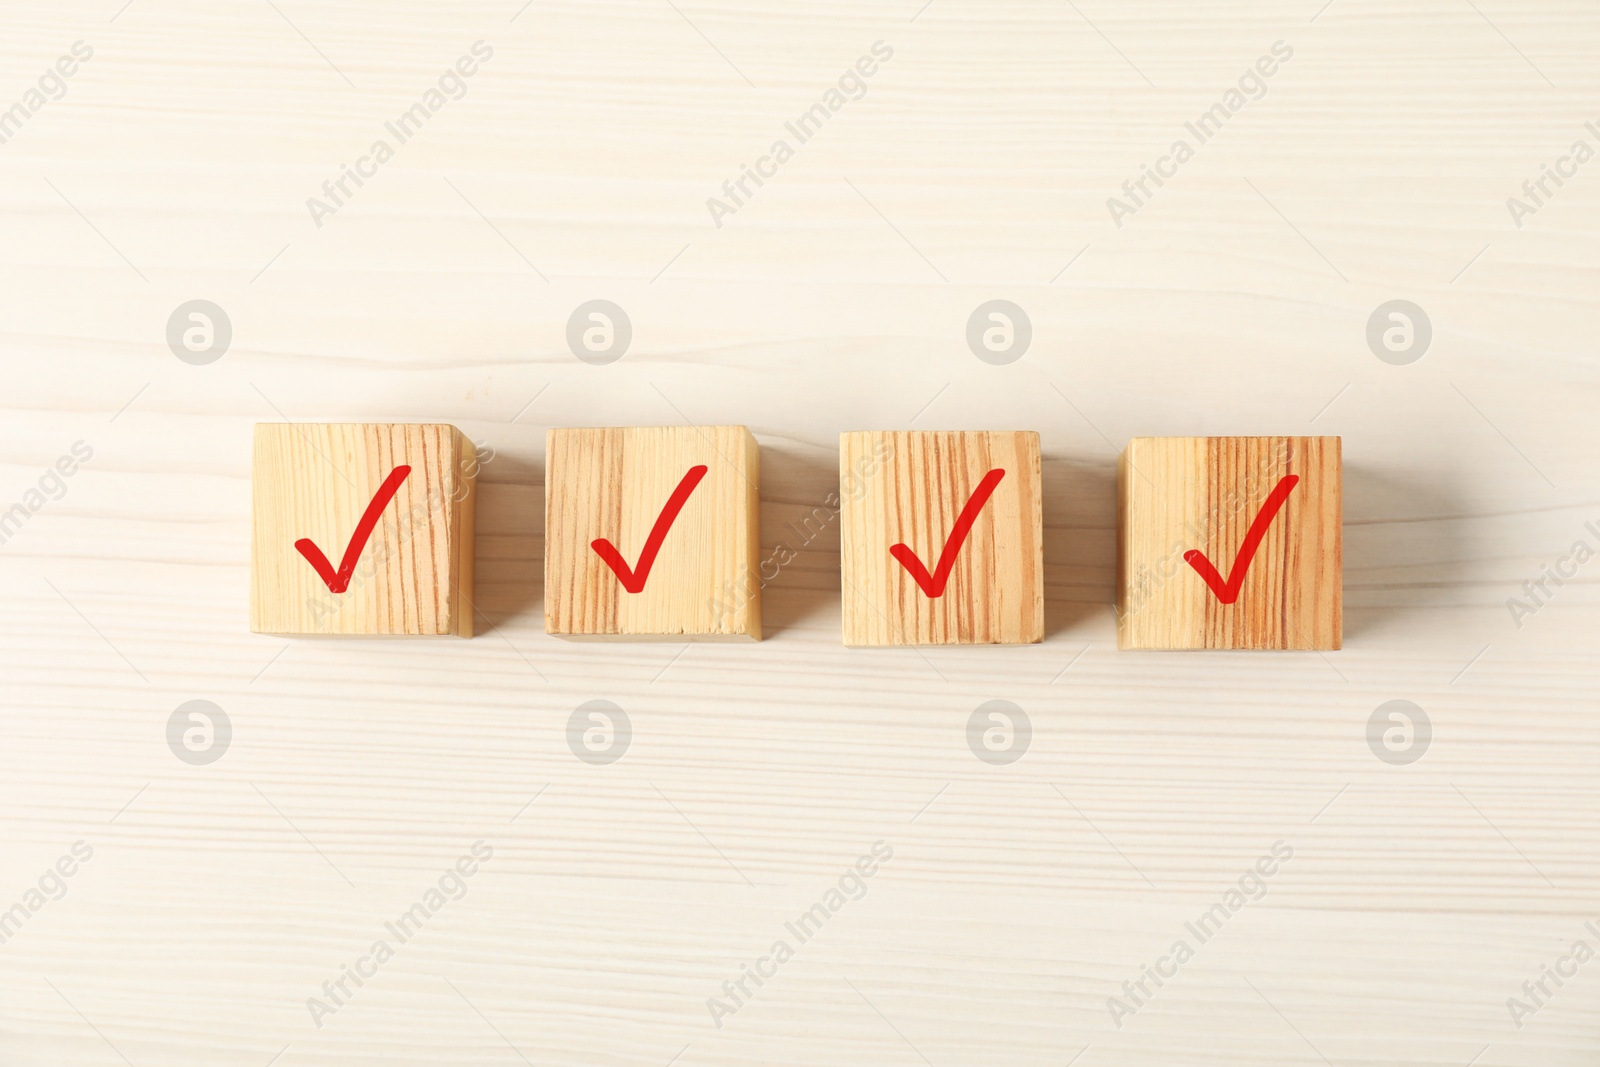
[
  {"x1": 251, "y1": 423, "x2": 477, "y2": 636},
  {"x1": 839, "y1": 430, "x2": 1043, "y2": 647},
  {"x1": 1118, "y1": 436, "x2": 1341, "y2": 650},
  {"x1": 544, "y1": 426, "x2": 761, "y2": 639}
]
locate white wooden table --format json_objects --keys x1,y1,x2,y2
[{"x1": 3, "y1": 1, "x2": 1598, "y2": 1064}]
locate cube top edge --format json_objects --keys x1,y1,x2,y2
[
  {"x1": 253, "y1": 422, "x2": 466, "y2": 431},
  {"x1": 840, "y1": 429, "x2": 1041, "y2": 439},
  {"x1": 547, "y1": 424, "x2": 754, "y2": 435},
  {"x1": 1124, "y1": 434, "x2": 1342, "y2": 446}
]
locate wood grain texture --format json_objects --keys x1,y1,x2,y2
[
  {"x1": 544, "y1": 426, "x2": 760, "y2": 639},
  {"x1": 250, "y1": 423, "x2": 475, "y2": 637},
  {"x1": 3, "y1": 1, "x2": 1600, "y2": 1064},
  {"x1": 841, "y1": 430, "x2": 1042, "y2": 646},
  {"x1": 1118, "y1": 436, "x2": 1341, "y2": 650}
]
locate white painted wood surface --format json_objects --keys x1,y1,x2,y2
[{"x1": 2, "y1": 1, "x2": 1598, "y2": 1064}]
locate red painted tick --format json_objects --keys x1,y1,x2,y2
[
  {"x1": 1183, "y1": 474, "x2": 1300, "y2": 604},
  {"x1": 890, "y1": 468, "x2": 1006, "y2": 598},
  {"x1": 591, "y1": 465, "x2": 709, "y2": 593},
  {"x1": 295, "y1": 465, "x2": 412, "y2": 593}
]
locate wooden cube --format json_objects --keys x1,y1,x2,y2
[
  {"x1": 1117, "y1": 436, "x2": 1341, "y2": 650},
  {"x1": 839, "y1": 430, "x2": 1043, "y2": 646},
  {"x1": 251, "y1": 423, "x2": 477, "y2": 636},
  {"x1": 544, "y1": 426, "x2": 761, "y2": 639}
]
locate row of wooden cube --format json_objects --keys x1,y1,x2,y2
[{"x1": 251, "y1": 425, "x2": 1341, "y2": 649}]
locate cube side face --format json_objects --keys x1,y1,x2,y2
[
  {"x1": 840, "y1": 430, "x2": 1043, "y2": 646},
  {"x1": 451, "y1": 427, "x2": 478, "y2": 639},
  {"x1": 1118, "y1": 436, "x2": 1341, "y2": 650},
  {"x1": 250, "y1": 424, "x2": 473, "y2": 636},
  {"x1": 543, "y1": 426, "x2": 760, "y2": 639},
  {"x1": 737, "y1": 428, "x2": 762, "y2": 640}
]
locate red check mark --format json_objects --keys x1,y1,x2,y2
[
  {"x1": 1183, "y1": 474, "x2": 1299, "y2": 604},
  {"x1": 890, "y1": 468, "x2": 1006, "y2": 598},
  {"x1": 294, "y1": 464, "x2": 412, "y2": 594},
  {"x1": 591, "y1": 464, "x2": 708, "y2": 594}
]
